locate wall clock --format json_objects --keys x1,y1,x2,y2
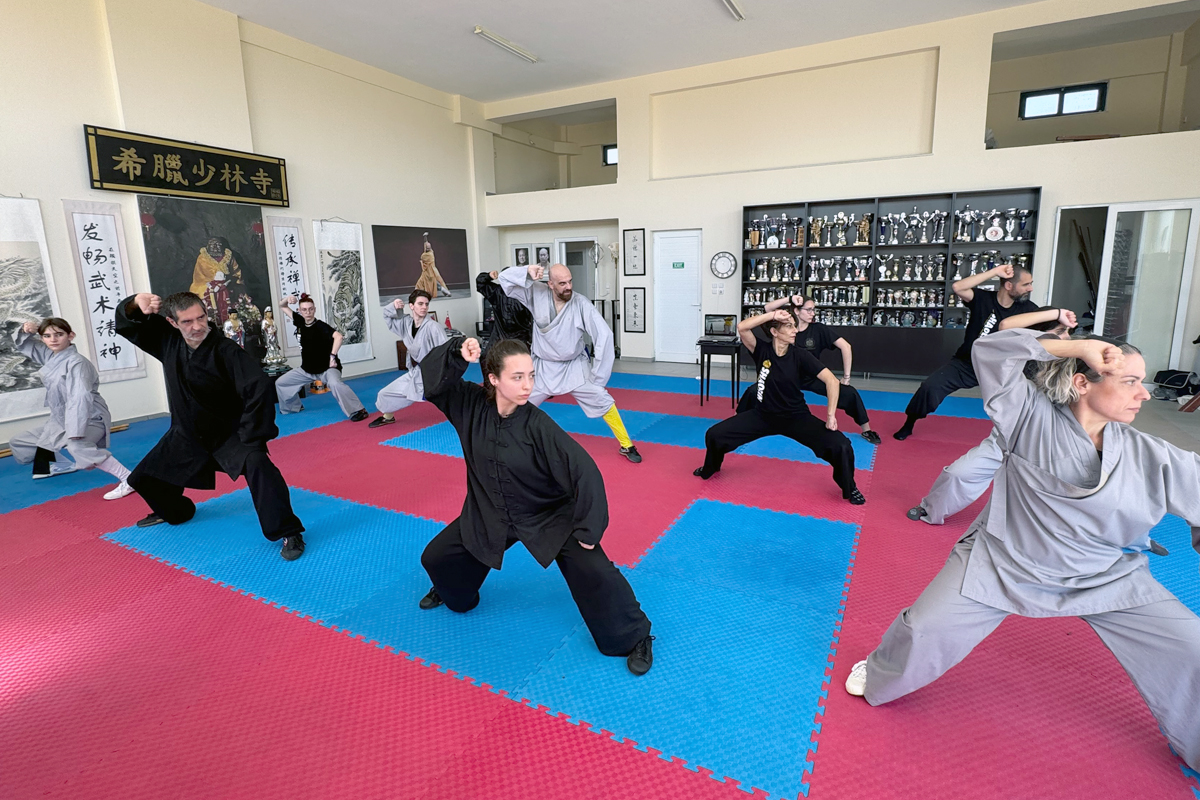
[{"x1": 710, "y1": 251, "x2": 737, "y2": 279}]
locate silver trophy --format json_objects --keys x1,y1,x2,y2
[
  {"x1": 955, "y1": 205, "x2": 973, "y2": 242},
  {"x1": 822, "y1": 217, "x2": 834, "y2": 248},
  {"x1": 934, "y1": 253, "x2": 946, "y2": 282},
  {"x1": 888, "y1": 213, "x2": 901, "y2": 245},
  {"x1": 903, "y1": 207, "x2": 920, "y2": 244},
  {"x1": 919, "y1": 211, "x2": 932, "y2": 244},
  {"x1": 951, "y1": 253, "x2": 964, "y2": 281},
  {"x1": 807, "y1": 257, "x2": 818, "y2": 281},
  {"x1": 1017, "y1": 209, "x2": 1033, "y2": 240},
  {"x1": 877, "y1": 254, "x2": 893, "y2": 281},
  {"x1": 1003, "y1": 208, "x2": 1018, "y2": 242},
  {"x1": 835, "y1": 213, "x2": 850, "y2": 247},
  {"x1": 931, "y1": 210, "x2": 949, "y2": 243}
]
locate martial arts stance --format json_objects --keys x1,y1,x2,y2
[
  {"x1": 846, "y1": 329, "x2": 1200, "y2": 772},
  {"x1": 9, "y1": 318, "x2": 134, "y2": 499},
  {"x1": 737, "y1": 295, "x2": 881, "y2": 444},
  {"x1": 116, "y1": 292, "x2": 306, "y2": 560},
  {"x1": 416, "y1": 336, "x2": 655, "y2": 675},
  {"x1": 908, "y1": 308, "x2": 1075, "y2": 524},
  {"x1": 695, "y1": 308, "x2": 864, "y2": 504},
  {"x1": 894, "y1": 263, "x2": 1038, "y2": 440},
  {"x1": 274, "y1": 293, "x2": 368, "y2": 422},
  {"x1": 475, "y1": 268, "x2": 533, "y2": 356},
  {"x1": 501, "y1": 264, "x2": 642, "y2": 463},
  {"x1": 368, "y1": 290, "x2": 447, "y2": 428}
]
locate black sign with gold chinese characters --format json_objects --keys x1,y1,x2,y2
[{"x1": 84, "y1": 125, "x2": 289, "y2": 207}]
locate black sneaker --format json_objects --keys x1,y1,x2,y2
[
  {"x1": 367, "y1": 414, "x2": 396, "y2": 429},
  {"x1": 627, "y1": 635, "x2": 655, "y2": 676},
  {"x1": 419, "y1": 587, "x2": 444, "y2": 610},
  {"x1": 844, "y1": 488, "x2": 866, "y2": 505},
  {"x1": 136, "y1": 512, "x2": 165, "y2": 527},
  {"x1": 692, "y1": 467, "x2": 712, "y2": 480},
  {"x1": 349, "y1": 409, "x2": 369, "y2": 422},
  {"x1": 619, "y1": 446, "x2": 643, "y2": 463},
  {"x1": 907, "y1": 506, "x2": 928, "y2": 521},
  {"x1": 280, "y1": 533, "x2": 305, "y2": 561},
  {"x1": 861, "y1": 430, "x2": 882, "y2": 445}
]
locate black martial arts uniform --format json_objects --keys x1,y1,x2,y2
[
  {"x1": 418, "y1": 338, "x2": 650, "y2": 656},
  {"x1": 699, "y1": 337, "x2": 858, "y2": 497},
  {"x1": 737, "y1": 322, "x2": 870, "y2": 426},
  {"x1": 900, "y1": 290, "x2": 1037, "y2": 427},
  {"x1": 476, "y1": 271, "x2": 533, "y2": 355},
  {"x1": 115, "y1": 297, "x2": 303, "y2": 541}
]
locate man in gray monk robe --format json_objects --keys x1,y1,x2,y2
[
  {"x1": 500, "y1": 263, "x2": 642, "y2": 463},
  {"x1": 368, "y1": 289, "x2": 447, "y2": 428},
  {"x1": 846, "y1": 328, "x2": 1200, "y2": 772}
]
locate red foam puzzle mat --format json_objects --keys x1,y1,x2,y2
[{"x1": 2, "y1": 396, "x2": 1196, "y2": 799}]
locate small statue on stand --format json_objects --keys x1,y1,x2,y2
[
  {"x1": 223, "y1": 311, "x2": 245, "y2": 348},
  {"x1": 260, "y1": 308, "x2": 290, "y2": 375}
]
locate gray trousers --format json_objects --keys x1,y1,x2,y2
[
  {"x1": 10, "y1": 420, "x2": 111, "y2": 469},
  {"x1": 919, "y1": 428, "x2": 1003, "y2": 524},
  {"x1": 275, "y1": 367, "x2": 364, "y2": 417},
  {"x1": 865, "y1": 537, "x2": 1200, "y2": 770},
  {"x1": 529, "y1": 381, "x2": 615, "y2": 419}
]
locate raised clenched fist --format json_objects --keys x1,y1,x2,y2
[
  {"x1": 22, "y1": 320, "x2": 38, "y2": 334},
  {"x1": 461, "y1": 337, "x2": 482, "y2": 363},
  {"x1": 529, "y1": 265, "x2": 544, "y2": 282},
  {"x1": 994, "y1": 263, "x2": 1015, "y2": 280},
  {"x1": 135, "y1": 293, "x2": 162, "y2": 315},
  {"x1": 393, "y1": 298, "x2": 405, "y2": 311}
]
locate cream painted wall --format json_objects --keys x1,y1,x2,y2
[
  {"x1": 1181, "y1": 17, "x2": 1200, "y2": 129},
  {"x1": 0, "y1": 1, "x2": 479, "y2": 446},
  {"x1": 494, "y1": 137, "x2": 561, "y2": 194},
  {"x1": 497, "y1": 220, "x2": 620, "y2": 299},
  {"x1": 566, "y1": 120, "x2": 618, "y2": 188},
  {"x1": 480, "y1": 0, "x2": 1200, "y2": 364},
  {"x1": 987, "y1": 36, "x2": 1182, "y2": 147}
]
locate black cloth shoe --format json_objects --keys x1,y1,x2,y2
[
  {"x1": 892, "y1": 426, "x2": 913, "y2": 441},
  {"x1": 692, "y1": 467, "x2": 712, "y2": 480},
  {"x1": 619, "y1": 446, "x2": 643, "y2": 463},
  {"x1": 907, "y1": 506, "x2": 928, "y2": 521},
  {"x1": 368, "y1": 414, "x2": 396, "y2": 428},
  {"x1": 136, "y1": 512, "x2": 165, "y2": 527},
  {"x1": 280, "y1": 533, "x2": 305, "y2": 561},
  {"x1": 844, "y1": 488, "x2": 866, "y2": 505},
  {"x1": 419, "y1": 587, "x2": 444, "y2": 610},
  {"x1": 349, "y1": 409, "x2": 369, "y2": 422},
  {"x1": 627, "y1": 635, "x2": 655, "y2": 676},
  {"x1": 861, "y1": 430, "x2": 882, "y2": 445}
]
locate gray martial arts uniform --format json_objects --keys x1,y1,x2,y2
[
  {"x1": 8, "y1": 330, "x2": 113, "y2": 469},
  {"x1": 918, "y1": 427, "x2": 1003, "y2": 524},
  {"x1": 865, "y1": 328, "x2": 1200, "y2": 771},
  {"x1": 499, "y1": 269, "x2": 616, "y2": 418},
  {"x1": 375, "y1": 305, "x2": 447, "y2": 414}
]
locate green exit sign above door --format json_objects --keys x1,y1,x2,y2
[{"x1": 672, "y1": 262, "x2": 685, "y2": 269}]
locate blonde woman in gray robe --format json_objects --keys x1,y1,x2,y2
[
  {"x1": 9, "y1": 318, "x2": 134, "y2": 499},
  {"x1": 846, "y1": 328, "x2": 1200, "y2": 771},
  {"x1": 500, "y1": 264, "x2": 642, "y2": 463},
  {"x1": 368, "y1": 289, "x2": 447, "y2": 428}
]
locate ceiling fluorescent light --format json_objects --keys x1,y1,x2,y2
[
  {"x1": 473, "y1": 25, "x2": 538, "y2": 64},
  {"x1": 720, "y1": 0, "x2": 746, "y2": 21}
]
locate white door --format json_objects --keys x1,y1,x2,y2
[
  {"x1": 653, "y1": 230, "x2": 702, "y2": 363},
  {"x1": 1093, "y1": 200, "x2": 1200, "y2": 374}
]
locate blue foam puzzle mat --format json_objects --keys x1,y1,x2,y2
[
  {"x1": 1147, "y1": 514, "x2": 1200, "y2": 616},
  {"x1": 538, "y1": 402, "x2": 665, "y2": 439},
  {"x1": 381, "y1": 422, "x2": 464, "y2": 459}
]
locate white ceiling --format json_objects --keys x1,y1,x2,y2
[
  {"x1": 205, "y1": 0, "x2": 1045, "y2": 102},
  {"x1": 992, "y1": 0, "x2": 1200, "y2": 60}
]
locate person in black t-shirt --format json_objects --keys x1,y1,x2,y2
[
  {"x1": 694, "y1": 308, "x2": 864, "y2": 504},
  {"x1": 475, "y1": 267, "x2": 533, "y2": 357},
  {"x1": 737, "y1": 294, "x2": 881, "y2": 444},
  {"x1": 274, "y1": 294, "x2": 369, "y2": 421},
  {"x1": 893, "y1": 263, "x2": 1037, "y2": 440}
]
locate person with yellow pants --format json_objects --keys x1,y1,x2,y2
[{"x1": 500, "y1": 263, "x2": 642, "y2": 463}]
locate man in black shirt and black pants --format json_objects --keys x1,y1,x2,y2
[
  {"x1": 694, "y1": 308, "x2": 865, "y2": 505},
  {"x1": 893, "y1": 263, "x2": 1036, "y2": 441},
  {"x1": 475, "y1": 268, "x2": 533, "y2": 357},
  {"x1": 274, "y1": 293, "x2": 369, "y2": 421}
]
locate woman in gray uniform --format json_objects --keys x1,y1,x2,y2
[{"x1": 846, "y1": 328, "x2": 1200, "y2": 771}]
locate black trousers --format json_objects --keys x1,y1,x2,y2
[
  {"x1": 128, "y1": 450, "x2": 304, "y2": 542},
  {"x1": 420, "y1": 518, "x2": 651, "y2": 657},
  {"x1": 903, "y1": 357, "x2": 978, "y2": 421},
  {"x1": 737, "y1": 380, "x2": 869, "y2": 426},
  {"x1": 701, "y1": 409, "x2": 857, "y2": 495}
]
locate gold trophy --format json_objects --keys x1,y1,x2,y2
[{"x1": 808, "y1": 216, "x2": 825, "y2": 248}]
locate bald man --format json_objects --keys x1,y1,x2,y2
[{"x1": 500, "y1": 264, "x2": 642, "y2": 463}]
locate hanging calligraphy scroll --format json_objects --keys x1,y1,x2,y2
[
  {"x1": 62, "y1": 200, "x2": 146, "y2": 383},
  {"x1": 84, "y1": 125, "x2": 288, "y2": 207},
  {"x1": 0, "y1": 197, "x2": 61, "y2": 423},
  {"x1": 265, "y1": 216, "x2": 311, "y2": 356},
  {"x1": 313, "y1": 220, "x2": 372, "y2": 365}
]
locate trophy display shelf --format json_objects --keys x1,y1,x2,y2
[{"x1": 740, "y1": 185, "x2": 1041, "y2": 377}]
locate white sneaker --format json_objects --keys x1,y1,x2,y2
[
  {"x1": 103, "y1": 480, "x2": 135, "y2": 500},
  {"x1": 845, "y1": 659, "x2": 868, "y2": 697}
]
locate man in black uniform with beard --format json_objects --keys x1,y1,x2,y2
[
  {"x1": 893, "y1": 263, "x2": 1037, "y2": 440},
  {"x1": 695, "y1": 308, "x2": 864, "y2": 504},
  {"x1": 116, "y1": 292, "x2": 307, "y2": 561}
]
